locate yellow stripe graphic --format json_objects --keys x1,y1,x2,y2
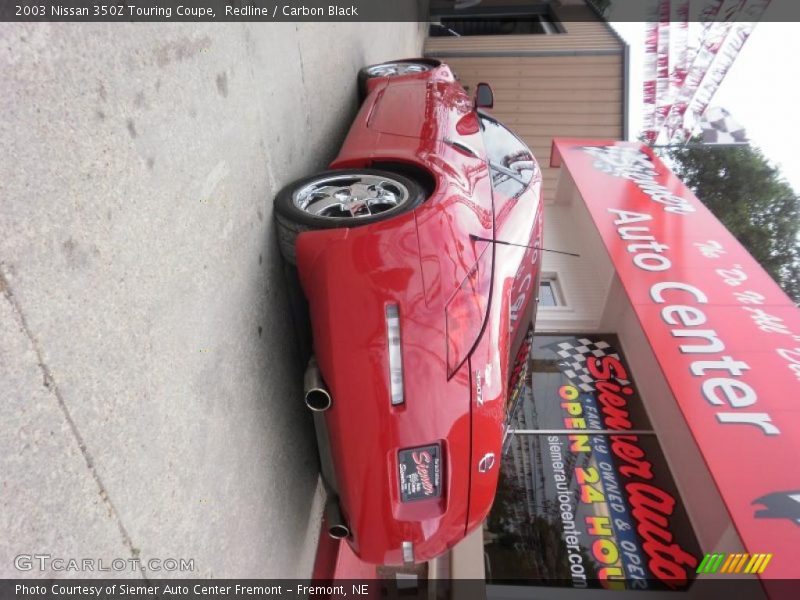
[
  {"x1": 734, "y1": 554, "x2": 749, "y2": 573},
  {"x1": 744, "y1": 554, "x2": 762, "y2": 574},
  {"x1": 758, "y1": 554, "x2": 773, "y2": 574}
]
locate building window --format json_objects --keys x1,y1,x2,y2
[
  {"x1": 429, "y1": 3, "x2": 565, "y2": 37},
  {"x1": 539, "y1": 276, "x2": 563, "y2": 307},
  {"x1": 487, "y1": 334, "x2": 701, "y2": 589},
  {"x1": 433, "y1": 15, "x2": 563, "y2": 36}
]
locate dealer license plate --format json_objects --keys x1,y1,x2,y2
[{"x1": 398, "y1": 444, "x2": 442, "y2": 502}]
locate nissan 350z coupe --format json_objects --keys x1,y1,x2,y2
[{"x1": 273, "y1": 59, "x2": 543, "y2": 565}]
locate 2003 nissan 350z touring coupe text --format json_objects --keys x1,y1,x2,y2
[{"x1": 274, "y1": 58, "x2": 543, "y2": 565}]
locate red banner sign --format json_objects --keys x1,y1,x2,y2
[
  {"x1": 641, "y1": 0, "x2": 771, "y2": 145},
  {"x1": 551, "y1": 139, "x2": 800, "y2": 589}
]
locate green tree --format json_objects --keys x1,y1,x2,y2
[{"x1": 666, "y1": 144, "x2": 800, "y2": 303}]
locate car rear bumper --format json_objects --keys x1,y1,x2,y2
[{"x1": 295, "y1": 220, "x2": 472, "y2": 565}]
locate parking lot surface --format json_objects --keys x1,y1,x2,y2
[{"x1": 0, "y1": 19, "x2": 425, "y2": 578}]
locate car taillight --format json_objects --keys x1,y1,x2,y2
[
  {"x1": 445, "y1": 245, "x2": 493, "y2": 377},
  {"x1": 386, "y1": 304, "x2": 404, "y2": 405},
  {"x1": 402, "y1": 541, "x2": 415, "y2": 564}
]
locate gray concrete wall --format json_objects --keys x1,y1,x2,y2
[{"x1": 0, "y1": 20, "x2": 426, "y2": 578}]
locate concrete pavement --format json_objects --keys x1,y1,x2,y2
[{"x1": 0, "y1": 18, "x2": 426, "y2": 578}]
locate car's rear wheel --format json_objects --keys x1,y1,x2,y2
[
  {"x1": 274, "y1": 169, "x2": 425, "y2": 264},
  {"x1": 357, "y1": 59, "x2": 436, "y2": 100}
]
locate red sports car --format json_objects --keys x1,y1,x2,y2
[{"x1": 274, "y1": 59, "x2": 543, "y2": 565}]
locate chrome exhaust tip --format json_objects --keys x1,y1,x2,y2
[
  {"x1": 305, "y1": 388, "x2": 332, "y2": 412},
  {"x1": 304, "y1": 357, "x2": 331, "y2": 411},
  {"x1": 325, "y1": 496, "x2": 350, "y2": 539},
  {"x1": 328, "y1": 524, "x2": 350, "y2": 540}
]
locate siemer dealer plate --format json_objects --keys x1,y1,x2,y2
[{"x1": 398, "y1": 444, "x2": 442, "y2": 502}]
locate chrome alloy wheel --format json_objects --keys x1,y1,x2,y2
[
  {"x1": 292, "y1": 174, "x2": 411, "y2": 220},
  {"x1": 365, "y1": 62, "x2": 431, "y2": 78}
]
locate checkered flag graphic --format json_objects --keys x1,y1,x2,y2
[
  {"x1": 545, "y1": 337, "x2": 629, "y2": 393},
  {"x1": 698, "y1": 106, "x2": 749, "y2": 145}
]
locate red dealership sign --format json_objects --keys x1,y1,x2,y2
[{"x1": 551, "y1": 140, "x2": 800, "y2": 589}]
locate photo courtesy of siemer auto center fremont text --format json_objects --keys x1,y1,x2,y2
[{"x1": 2, "y1": 1, "x2": 800, "y2": 599}]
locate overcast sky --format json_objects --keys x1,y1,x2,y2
[{"x1": 609, "y1": 20, "x2": 800, "y2": 194}]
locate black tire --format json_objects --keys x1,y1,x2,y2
[
  {"x1": 273, "y1": 169, "x2": 425, "y2": 264},
  {"x1": 357, "y1": 59, "x2": 439, "y2": 102}
]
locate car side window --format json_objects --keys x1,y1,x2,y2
[{"x1": 478, "y1": 114, "x2": 536, "y2": 199}]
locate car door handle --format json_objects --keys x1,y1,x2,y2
[{"x1": 444, "y1": 138, "x2": 480, "y2": 159}]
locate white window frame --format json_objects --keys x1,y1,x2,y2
[{"x1": 538, "y1": 273, "x2": 566, "y2": 308}]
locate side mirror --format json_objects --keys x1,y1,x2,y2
[{"x1": 474, "y1": 82, "x2": 494, "y2": 109}]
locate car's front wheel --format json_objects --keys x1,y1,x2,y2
[{"x1": 273, "y1": 169, "x2": 425, "y2": 264}]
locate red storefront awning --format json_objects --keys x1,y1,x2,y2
[{"x1": 551, "y1": 139, "x2": 800, "y2": 589}]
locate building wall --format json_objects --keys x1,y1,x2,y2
[
  {"x1": 536, "y1": 168, "x2": 615, "y2": 332},
  {"x1": 425, "y1": 4, "x2": 626, "y2": 205}
]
